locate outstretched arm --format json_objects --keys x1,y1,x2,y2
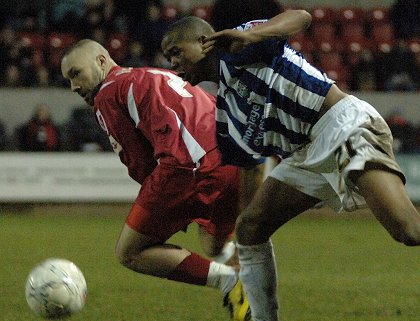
[{"x1": 203, "y1": 9, "x2": 312, "y2": 54}]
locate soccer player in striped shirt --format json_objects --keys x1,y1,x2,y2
[{"x1": 162, "y1": 10, "x2": 420, "y2": 321}]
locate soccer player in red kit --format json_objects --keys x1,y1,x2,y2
[{"x1": 61, "y1": 39, "x2": 250, "y2": 320}]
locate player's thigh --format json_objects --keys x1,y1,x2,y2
[
  {"x1": 236, "y1": 176, "x2": 320, "y2": 244},
  {"x1": 355, "y1": 166, "x2": 420, "y2": 242}
]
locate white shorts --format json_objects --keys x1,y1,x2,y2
[{"x1": 269, "y1": 95, "x2": 405, "y2": 212}]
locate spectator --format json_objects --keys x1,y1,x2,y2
[
  {"x1": 121, "y1": 41, "x2": 149, "y2": 67},
  {"x1": 16, "y1": 103, "x2": 61, "y2": 151},
  {"x1": 375, "y1": 40, "x2": 418, "y2": 91},
  {"x1": 211, "y1": 0, "x2": 283, "y2": 31},
  {"x1": 385, "y1": 111, "x2": 417, "y2": 153},
  {"x1": 133, "y1": 0, "x2": 169, "y2": 61},
  {"x1": 61, "y1": 106, "x2": 110, "y2": 152},
  {"x1": 48, "y1": 0, "x2": 86, "y2": 34},
  {"x1": 390, "y1": 0, "x2": 420, "y2": 40},
  {"x1": 350, "y1": 48, "x2": 377, "y2": 91}
]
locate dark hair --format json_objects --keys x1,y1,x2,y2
[{"x1": 164, "y1": 16, "x2": 215, "y2": 43}]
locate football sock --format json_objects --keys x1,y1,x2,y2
[
  {"x1": 206, "y1": 261, "x2": 238, "y2": 294},
  {"x1": 237, "y1": 240, "x2": 279, "y2": 321},
  {"x1": 213, "y1": 241, "x2": 236, "y2": 264},
  {"x1": 167, "y1": 252, "x2": 210, "y2": 285}
]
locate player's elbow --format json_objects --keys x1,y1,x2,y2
[
  {"x1": 298, "y1": 10, "x2": 312, "y2": 30},
  {"x1": 392, "y1": 223, "x2": 420, "y2": 246}
]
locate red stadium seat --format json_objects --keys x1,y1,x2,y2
[
  {"x1": 365, "y1": 7, "x2": 390, "y2": 25},
  {"x1": 371, "y1": 23, "x2": 395, "y2": 43},
  {"x1": 316, "y1": 39, "x2": 344, "y2": 53},
  {"x1": 341, "y1": 23, "x2": 367, "y2": 43},
  {"x1": 311, "y1": 23, "x2": 337, "y2": 42},
  {"x1": 338, "y1": 7, "x2": 365, "y2": 25},
  {"x1": 47, "y1": 33, "x2": 76, "y2": 69},
  {"x1": 407, "y1": 38, "x2": 420, "y2": 54},
  {"x1": 18, "y1": 32, "x2": 46, "y2": 51},
  {"x1": 191, "y1": 5, "x2": 213, "y2": 22},
  {"x1": 318, "y1": 51, "x2": 344, "y2": 70},
  {"x1": 162, "y1": 5, "x2": 179, "y2": 22},
  {"x1": 310, "y1": 7, "x2": 337, "y2": 24},
  {"x1": 373, "y1": 39, "x2": 396, "y2": 53},
  {"x1": 107, "y1": 33, "x2": 129, "y2": 63},
  {"x1": 288, "y1": 32, "x2": 315, "y2": 53},
  {"x1": 370, "y1": 22, "x2": 395, "y2": 52},
  {"x1": 48, "y1": 33, "x2": 76, "y2": 51}
]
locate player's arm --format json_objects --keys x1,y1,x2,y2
[{"x1": 203, "y1": 9, "x2": 312, "y2": 54}]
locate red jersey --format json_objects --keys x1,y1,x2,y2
[{"x1": 94, "y1": 66, "x2": 219, "y2": 184}]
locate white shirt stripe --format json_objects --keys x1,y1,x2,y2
[
  {"x1": 127, "y1": 83, "x2": 140, "y2": 127},
  {"x1": 168, "y1": 108, "x2": 206, "y2": 164}
]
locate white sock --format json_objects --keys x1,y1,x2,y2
[
  {"x1": 206, "y1": 261, "x2": 238, "y2": 294},
  {"x1": 238, "y1": 240, "x2": 279, "y2": 321},
  {"x1": 213, "y1": 241, "x2": 236, "y2": 264}
]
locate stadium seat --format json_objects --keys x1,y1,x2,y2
[
  {"x1": 341, "y1": 23, "x2": 367, "y2": 43},
  {"x1": 365, "y1": 7, "x2": 390, "y2": 25},
  {"x1": 191, "y1": 5, "x2": 213, "y2": 22},
  {"x1": 371, "y1": 23, "x2": 395, "y2": 43},
  {"x1": 162, "y1": 5, "x2": 179, "y2": 22},
  {"x1": 318, "y1": 51, "x2": 345, "y2": 71},
  {"x1": 311, "y1": 23, "x2": 337, "y2": 43},
  {"x1": 18, "y1": 32, "x2": 46, "y2": 51},
  {"x1": 47, "y1": 33, "x2": 76, "y2": 69},
  {"x1": 309, "y1": 7, "x2": 337, "y2": 24},
  {"x1": 407, "y1": 38, "x2": 420, "y2": 54},
  {"x1": 374, "y1": 40, "x2": 396, "y2": 53},
  {"x1": 47, "y1": 33, "x2": 76, "y2": 51},
  {"x1": 338, "y1": 7, "x2": 365, "y2": 25},
  {"x1": 288, "y1": 32, "x2": 314, "y2": 53},
  {"x1": 316, "y1": 39, "x2": 345, "y2": 53},
  {"x1": 107, "y1": 33, "x2": 129, "y2": 63},
  {"x1": 370, "y1": 23, "x2": 395, "y2": 52}
]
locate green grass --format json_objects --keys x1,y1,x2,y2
[{"x1": 0, "y1": 204, "x2": 419, "y2": 321}]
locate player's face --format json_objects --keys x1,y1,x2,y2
[
  {"x1": 161, "y1": 39, "x2": 206, "y2": 85},
  {"x1": 61, "y1": 50, "x2": 104, "y2": 106}
]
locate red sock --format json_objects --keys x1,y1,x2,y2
[{"x1": 167, "y1": 253, "x2": 210, "y2": 286}]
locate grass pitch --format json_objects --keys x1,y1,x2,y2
[{"x1": 0, "y1": 203, "x2": 419, "y2": 321}]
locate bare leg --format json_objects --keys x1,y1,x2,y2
[
  {"x1": 236, "y1": 177, "x2": 320, "y2": 321},
  {"x1": 355, "y1": 168, "x2": 420, "y2": 246},
  {"x1": 115, "y1": 224, "x2": 190, "y2": 277},
  {"x1": 115, "y1": 224, "x2": 238, "y2": 293}
]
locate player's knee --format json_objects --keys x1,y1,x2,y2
[
  {"x1": 235, "y1": 209, "x2": 269, "y2": 245},
  {"x1": 115, "y1": 242, "x2": 140, "y2": 269}
]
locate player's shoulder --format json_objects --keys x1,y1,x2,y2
[{"x1": 234, "y1": 19, "x2": 268, "y2": 31}]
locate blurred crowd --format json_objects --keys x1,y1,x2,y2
[
  {"x1": 0, "y1": 103, "x2": 111, "y2": 152},
  {"x1": 0, "y1": 0, "x2": 419, "y2": 154},
  {"x1": 0, "y1": 0, "x2": 418, "y2": 91}
]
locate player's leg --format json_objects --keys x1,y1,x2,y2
[
  {"x1": 354, "y1": 165, "x2": 420, "y2": 246},
  {"x1": 115, "y1": 202, "x2": 239, "y2": 294},
  {"x1": 236, "y1": 175, "x2": 321, "y2": 321}
]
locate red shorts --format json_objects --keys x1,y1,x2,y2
[{"x1": 125, "y1": 151, "x2": 240, "y2": 241}]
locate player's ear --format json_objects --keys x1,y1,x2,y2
[{"x1": 97, "y1": 55, "x2": 107, "y2": 69}]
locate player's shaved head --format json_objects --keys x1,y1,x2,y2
[
  {"x1": 61, "y1": 39, "x2": 117, "y2": 106},
  {"x1": 63, "y1": 39, "x2": 111, "y2": 62},
  {"x1": 162, "y1": 16, "x2": 215, "y2": 47}
]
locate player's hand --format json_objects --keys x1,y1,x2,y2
[{"x1": 203, "y1": 29, "x2": 260, "y2": 54}]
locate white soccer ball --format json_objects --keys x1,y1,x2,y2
[{"x1": 25, "y1": 258, "x2": 87, "y2": 319}]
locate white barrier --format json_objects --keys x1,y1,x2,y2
[
  {"x1": 0, "y1": 153, "x2": 139, "y2": 202},
  {"x1": 1, "y1": 152, "x2": 420, "y2": 203}
]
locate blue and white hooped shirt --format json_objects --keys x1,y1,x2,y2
[{"x1": 216, "y1": 20, "x2": 335, "y2": 167}]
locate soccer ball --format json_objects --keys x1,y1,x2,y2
[{"x1": 25, "y1": 258, "x2": 87, "y2": 319}]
